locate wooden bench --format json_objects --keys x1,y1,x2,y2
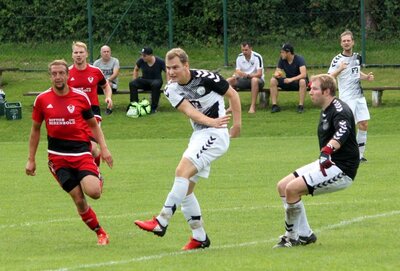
[
  {"x1": 363, "y1": 86, "x2": 400, "y2": 107},
  {"x1": 236, "y1": 87, "x2": 400, "y2": 108},
  {"x1": 23, "y1": 87, "x2": 400, "y2": 108},
  {"x1": 0, "y1": 67, "x2": 19, "y2": 86},
  {"x1": 235, "y1": 88, "x2": 271, "y2": 107}
]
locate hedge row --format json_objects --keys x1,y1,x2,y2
[{"x1": 0, "y1": 0, "x2": 398, "y2": 45}]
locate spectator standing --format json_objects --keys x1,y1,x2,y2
[
  {"x1": 93, "y1": 45, "x2": 120, "y2": 94},
  {"x1": 129, "y1": 47, "x2": 166, "y2": 113},
  {"x1": 227, "y1": 42, "x2": 264, "y2": 113},
  {"x1": 26, "y1": 59, "x2": 113, "y2": 245},
  {"x1": 270, "y1": 43, "x2": 308, "y2": 113},
  {"x1": 328, "y1": 30, "x2": 374, "y2": 162},
  {"x1": 273, "y1": 74, "x2": 359, "y2": 248},
  {"x1": 134, "y1": 48, "x2": 241, "y2": 250}
]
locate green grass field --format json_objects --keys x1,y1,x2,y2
[{"x1": 1, "y1": 45, "x2": 400, "y2": 270}]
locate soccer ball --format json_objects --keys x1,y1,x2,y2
[{"x1": 126, "y1": 102, "x2": 140, "y2": 118}]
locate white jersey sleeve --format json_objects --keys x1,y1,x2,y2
[{"x1": 164, "y1": 81, "x2": 184, "y2": 108}]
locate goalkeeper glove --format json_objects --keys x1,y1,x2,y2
[{"x1": 319, "y1": 143, "x2": 335, "y2": 177}]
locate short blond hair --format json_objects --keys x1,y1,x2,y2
[
  {"x1": 48, "y1": 59, "x2": 69, "y2": 74},
  {"x1": 310, "y1": 74, "x2": 337, "y2": 96},
  {"x1": 72, "y1": 41, "x2": 87, "y2": 52},
  {"x1": 166, "y1": 48, "x2": 189, "y2": 64},
  {"x1": 340, "y1": 30, "x2": 354, "y2": 41}
]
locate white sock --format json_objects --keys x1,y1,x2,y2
[
  {"x1": 285, "y1": 200, "x2": 302, "y2": 240},
  {"x1": 281, "y1": 197, "x2": 311, "y2": 237},
  {"x1": 280, "y1": 197, "x2": 290, "y2": 237},
  {"x1": 157, "y1": 177, "x2": 189, "y2": 227},
  {"x1": 181, "y1": 193, "x2": 206, "y2": 241},
  {"x1": 357, "y1": 130, "x2": 367, "y2": 158},
  {"x1": 297, "y1": 201, "x2": 312, "y2": 237}
]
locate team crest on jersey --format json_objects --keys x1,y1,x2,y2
[
  {"x1": 322, "y1": 120, "x2": 329, "y2": 130},
  {"x1": 88, "y1": 77, "x2": 94, "y2": 83},
  {"x1": 196, "y1": 86, "x2": 206, "y2": 96},
  {"x1": 67, "y1": 104, "x2": 75, "y2": 113}
]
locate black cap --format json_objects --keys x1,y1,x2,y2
[
  {"x1": 281, "y1": 43, "x2": 294, "y2": 54},
  {"x1": 140, "y1": 47, "x2": 153, "y2": 55}
]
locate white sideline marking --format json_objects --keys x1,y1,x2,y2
[
  {"x1": 45, "y1": 210, "x2": 400, "y2": 271},
  {"x1": 0, "y1": 202, "x2": 336, "y2": 230}
]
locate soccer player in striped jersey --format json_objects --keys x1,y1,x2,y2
[
  {"x1": 135, "y1": 48, "x2": 242, "y2": 250},
  {"x1": 328, "y1": 30, "x2": 374, "y2": 162}
]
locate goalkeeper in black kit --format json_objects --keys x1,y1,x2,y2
[{"x1": 273, "y1": 74, "x2": 360, "y2": 248}]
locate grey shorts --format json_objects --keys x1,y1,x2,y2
[{"x1": 236, "y1": 78, "x2": 264, "y2": 90}]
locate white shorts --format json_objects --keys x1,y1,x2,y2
[
  {"x1": 295, "y1": 160, "x2": 353, "y2": 196},
  {"x1": 183, "y1": 128, "x2": 230, "y2": 181},
  {"x1": 343, "y1": 96, "x2": 370, "y2": 123}
]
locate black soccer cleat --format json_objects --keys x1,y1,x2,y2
[
  {"x1": 273, "y1": 235, "x2": 300, "y2": 248},
  {"x1": 360, "y1": 157, "x2": 368, "y2": 163},
  {"x1": 299, "y1": 233, "x2": 317, "y2": 245}
]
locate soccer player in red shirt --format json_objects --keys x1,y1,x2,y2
[
  {"x1": 26, "y1": 59, "x2": 113, "y2": 245},
  {"x1": 68, "y1": 41, "x2": 113, "y2": 166}
]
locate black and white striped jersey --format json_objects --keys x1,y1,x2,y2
[
  {"x1": 164, "y1": 69, "x2": 229, "y2": 131},
  {"x1": 318, "y1": 98, "x2": 359, "y2": 179},
  {"x1": 328, "y1": 53, "x2": 363, "y2": 100}
]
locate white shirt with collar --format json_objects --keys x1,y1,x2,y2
[{"x1": 235, "y1": 51, "x2": 264, "y2": 81}]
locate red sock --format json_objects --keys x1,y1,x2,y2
[
  {"x1": 94, "y1": 155, "x2": 101, "y2": 167},
  {"x1": 79, "y1": 206, "x2": 100, "y2": 232},
  {"x1": 96, "y1": 227, "x2": 106, "y2": 236}
]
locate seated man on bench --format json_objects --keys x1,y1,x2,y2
[
  {"x1": 129, "y1": 47, "x2": 166, "y2": 114},
  {"x1": 227, "y1": 42, "x2": 264, "y2": 114},
  {"x1": 270, "y1": 43, "x2": 308, "y2": 114}
]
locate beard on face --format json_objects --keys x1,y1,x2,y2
[{"x1": 54, "y1": 83, "x2": 65, "y2": 91}]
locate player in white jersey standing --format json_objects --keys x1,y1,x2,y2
[
  {"x1": 134, "y1": 48, "x2": 242, "y2": 250},
  {"x1": 328, "y1": 30, "x2": 374, "y2": 162}
]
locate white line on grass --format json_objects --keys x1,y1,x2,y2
[
  {"x1": 0, "y1": 202, "x2": 337, "y2": 230},
  {"x1": 0, "y1": 199, "x2": 392, "y2": 230},
  {"x1": 45, "y1": 210, "x2": 400, "y2": 271}
]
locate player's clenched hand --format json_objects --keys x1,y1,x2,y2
[
  {"x1": 210, "y1": 114, "x2": 231, "y2": 128},
  {"x1": 319, "y1": 144, "x2": 335, "y2": 177},
  {"x1": 25, "y1": 160, "x2": 36, "y2": 176},
  {"x1": 101, "y1": 149, "x2": 113, "y2": 169}
]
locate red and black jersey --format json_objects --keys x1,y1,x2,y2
[
  {"x1": 32, "y1": 87, "x2": 95, "y2": 156},
  {"x1": 68, "y1": 64, "x2": 106, "y2": 114}
]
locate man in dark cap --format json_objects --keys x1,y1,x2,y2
[
  {"x1": 129, "y1": 47, "x2": 166, "y2": 113},
  {"x1": 270, "y1": 43, "x2": 308, "y2": 113}
]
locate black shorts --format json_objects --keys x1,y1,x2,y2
[
  {"x1": 55, "y1": 168, "x2": 97, "y2": 192},
  {"x1": 277, "y1": 77, "x2": 309, "y2": 91}
]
